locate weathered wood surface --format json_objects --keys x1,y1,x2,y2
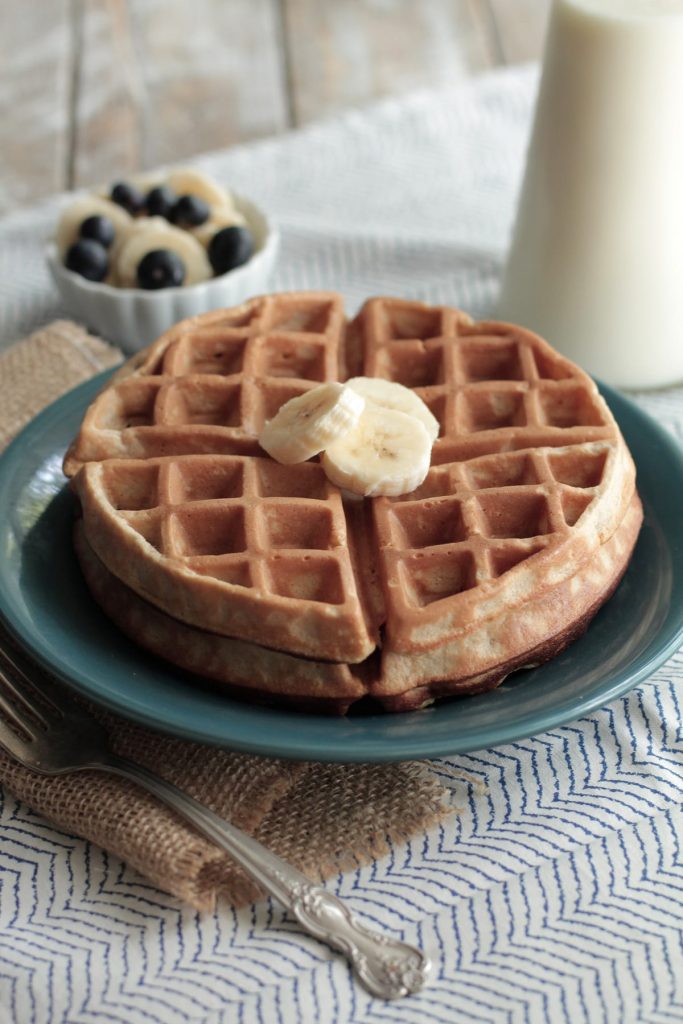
[
  {"x1": 282, "y1": 0, "x2": 498, "y2": 125},
  {"x1": 0, "y1": 0, "x2": 550, "y2": 216},
  {"x1": 0, "y1": 2, "x2": 73, "y2": 212}
]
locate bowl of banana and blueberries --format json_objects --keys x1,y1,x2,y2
[{"x1": 46, "y1": 167, "x2": 279, "y2": 353}]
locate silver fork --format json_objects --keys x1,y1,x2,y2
[{"x1": 0, "y1": 641, "x2": 431, "y2": 1000}]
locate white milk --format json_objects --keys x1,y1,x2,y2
[{"x1": 497, "y1": 0, "x2": 683, "y2": 388}]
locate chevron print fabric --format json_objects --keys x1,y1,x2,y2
[
  {"x1": 2, "y1": 674, "x2": 683, "y2": 1021},
  {"x1": 2, "y1": 64, "x2": 683, "y2": 1022}
]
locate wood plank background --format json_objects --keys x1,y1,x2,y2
[{"x1": 0, "y1": 0, "x2": 550, "y2": 217}]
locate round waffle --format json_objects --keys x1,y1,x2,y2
[{"x1": 65, "y1": 292, "x2": 642, "y2": 712}]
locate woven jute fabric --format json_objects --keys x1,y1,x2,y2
[{"x1": 0, "y1": 321, "x2": 453, "y2": 911}]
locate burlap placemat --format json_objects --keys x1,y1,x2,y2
[{"x1": 0, "y1": 321, "x2": 454, "y2": 911}]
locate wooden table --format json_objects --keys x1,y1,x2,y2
[{"x1": 1, "y1": 1, "x2": 549, "y2": 218}]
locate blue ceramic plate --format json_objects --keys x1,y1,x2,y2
[{"x1": 0, "y1": 373, "x2": 682, "y2": 763}]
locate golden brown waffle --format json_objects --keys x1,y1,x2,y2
[
  {"x1": 64, "y1": 295, "x2": 347, "y2": 474},
  {"x1": 73, "y1": 523, "x2": 366, "y2": 715},
  {"x1": 72, "y1": 453, "x2": 378, "y2": 662},
  {"x1": 74, "y1": 495, "x2": 641, "y2": 714},
  {"x1": 65, "y1": 292, "x2": 641, "y2": 710}
]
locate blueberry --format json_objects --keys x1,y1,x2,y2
[
  {"x1": 208, "y1": 225, "x2": 254, "y2": 274},
  {"x1": 171, "y1": 194, "x2": 210, "y2": 227},
  {"x1": 110, "y1": 181, "x2": 145, "y2": 214},
  {"x1": 136, "y1": 249, "x2": 186, "y2": 289},
  {"x1": 79, "y1": 214, "x2": 115, "y2": 248},
  {"x1": 146, "y1": 185, "x2": 177, "y2": 219},
  {"x1": 65, "y1": 239, "x2": 109, "y2": 281}
]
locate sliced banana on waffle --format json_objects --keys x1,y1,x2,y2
[
  {"x1": 322, "y1": 403, "x2": 432, "y2": 497},
  {"x1": 115, "y1": 218, "x2": 212, "y2": 287},
  {"x1": 260, "y1": 377, "x2": 436, "y2": 496},
  {"x1": 56, "y1": 196, "x2": 133, "y2": 258},
  {"x1": 259, "y1": 383, "x2": 366, "y2": 464},
  {"x1": 346, "y1": 376, "x2": 439, "y2": 443}
]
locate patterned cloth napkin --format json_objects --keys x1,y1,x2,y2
[{"x1": 0, "y1": 320, "x2": 452, "y2": 911}]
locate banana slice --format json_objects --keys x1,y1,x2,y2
[
  {"x1": 123, "y1": 215, "x2": 170, "y2": 235},
  {"x1": 166, "y1": 168, "x2": 233, "y2": 209},
  {"x1": 55, "y1": 196, "x2": 133, "y2": 258},
  {"x1": 259, "y1": 383, "x2": 365, "y2": 465},
  {"x1": 321, "y1": 404, "x2": 432, "y2": 497},
  {"x1": 192, "y1": 205, "x2": 247, "y2": 249},
  {"x1": 346, "y1": 376, "x2": 439, "y2": 443},
  {"x1": 108, "y1": 214, "x2": 177, "y2": 281},
  {"x1": 115, "y1": 219, "x2": 212, "y2": 287}
]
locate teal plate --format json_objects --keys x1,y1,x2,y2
[{"x1": 0, "y1": 373, "x2": 682, "y2": 763}]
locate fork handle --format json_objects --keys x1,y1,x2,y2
[{"x1": 99, "y1": 755, "x2": 430, "y2": 999}]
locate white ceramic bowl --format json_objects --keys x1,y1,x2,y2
[{"x1": 47, "y1": 194, "x2": 279, "y2": 354}]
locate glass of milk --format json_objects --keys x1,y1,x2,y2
[{"x1": 497, "y1": 0, "x2": 683, "y2": 389}]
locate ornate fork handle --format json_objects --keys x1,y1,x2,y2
[{"x1": 97, "y1": 755, "x2": 430, "y2": 1000}]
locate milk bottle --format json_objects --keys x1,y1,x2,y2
[{"x1": 498, "y1": 0, "x2": 683, "y2": 388}]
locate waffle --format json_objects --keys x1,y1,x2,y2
[
  {"x1": 74, "y1": 495, "x2": 641, "y2": 713},
  {"x1": 71, "y1": 452, "x2": 378, "y2": 662},
  {"x1": 64, "y1": 296, "x2": 348, "y2": 473},
  {"x1": 73, "y1": 523, "x2": 366, "y2": 715},
  {"x1": 65, "y1": 292, "x2": 642, "y2": 711}
]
